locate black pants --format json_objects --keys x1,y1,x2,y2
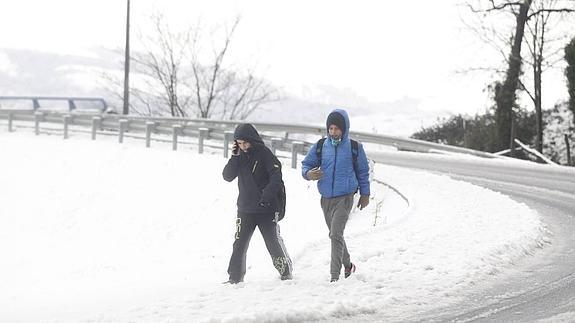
[{"x1": 227, "y1": 212, "x2": 292, "y2": 281}]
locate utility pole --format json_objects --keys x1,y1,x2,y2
[{"x1": 122, "y1": 0, "x2": 131, "y2": 115}]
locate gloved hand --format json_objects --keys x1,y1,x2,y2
[
  {"x1": 307, "y1": 167, "x2": 323, "y2": 181},
  {"x1": 232, "y1": 140, "x2": 240, "y2": 156},
  {"x1": 357, "y1": 195, "x2": 369, "y2": 210}
]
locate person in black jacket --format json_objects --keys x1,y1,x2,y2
[{"x1": 222, "y1": 123, "x2": 292, "y2": 284}]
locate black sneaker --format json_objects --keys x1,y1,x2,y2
[
  {"x1": 223, "y1": 278, "x2": 242, "y2": 284},
  {"x1": 344, "y1": 263, "x2": 356, "y2": 278},
  {"x1": 330, "y1": 278, "x2": 339, "y2": 282},
  {"x1": 281, "y1": 273, "x2": 293, "y2": 281}
]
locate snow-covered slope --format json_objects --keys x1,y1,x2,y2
[{"x1": 0, "y1": 132, "x2": 548, "y2": 322}]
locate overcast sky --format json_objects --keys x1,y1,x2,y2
[{"x1": 0, "y1": 0, "x2": 570, "y2": 115}]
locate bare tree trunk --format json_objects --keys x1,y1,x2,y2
[
  {"x1": 495, "y1": 0, "x2": 533, "y2": 151},
  {"x1": 534, "y1": 50, "x2": 543, "y2": 152}
]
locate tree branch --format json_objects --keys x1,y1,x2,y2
[
  {"x1": 487, "y1": 0, "x2": 523, "y2": 11},
  {"x1": 528, "y1": 7, "x2": 575, "y2": 19}
]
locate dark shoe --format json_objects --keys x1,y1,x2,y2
[
  {"x1": 223, "y1": 278, "x2": 242, "y2": 284},
  {"x1": 344, "y1": 263, "x2": 356, "y2": 278},
  {"x1": 330, "y1": 277, "x2": 339, "y2": 282},
  {"x1": 281, "y1": 273, "x2": 293, "y2": 281}
]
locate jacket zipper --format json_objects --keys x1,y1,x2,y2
[
  {"x1": 252, "y1": 160, "x2": 258, "y2": 173},
  {"x1": 332, "y1": 144, "x2": 338, "y2": 195}
]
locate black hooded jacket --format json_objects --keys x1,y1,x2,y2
[{"x1": 222, "y1": 124, "x2": 283, "y2": 214}]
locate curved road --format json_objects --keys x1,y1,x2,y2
[{"x1": 369, "y1": 151, "x2": 575, "y2": 322}]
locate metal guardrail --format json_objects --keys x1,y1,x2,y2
[
  {"x1": 0, "y1": 110, "x2": 501, "y2": 168},
  {"x1": 0, "y1": 96, "x2": 108, "y2": 112},
  {"x1": 92, "y1": 114, "x2": 500, "y2": 158}
]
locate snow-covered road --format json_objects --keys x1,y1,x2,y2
[{"x1": 365, "y1": 150, "x2": 575, "y2": 322}]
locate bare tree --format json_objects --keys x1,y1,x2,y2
[
  {"x1": 186, "y1": 17, "x2": 278, "y2": 119},
  {"x1": 101, "y1": 14, "x2": 277, "y2": 120},
  {"x1": 99, "y1": 69, "x2": 155, "y2": 116},
  {"x1": 187, "y1": 18, "x2": 237, "y2": 119},
  {"x1": 211, "y1": 68, "x2": 278, "y2": 120},
  {"x1": 466, "y1": 0, "x2": 575, "y2": 152},
  {"x1": 492, "y1": 0, "x2": 532, "y2": 152},
  {"x1": 131, "y1": 13, "x2": 191, "y2": 117},
  {"x1": 130, "y1": 15, "x2": 277, "y2": 119},
  {"x1": 521, "y1": 0, "x2": 575, "y2": 151}
]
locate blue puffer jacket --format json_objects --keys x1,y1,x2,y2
[{"x1": 301, "y1": 109, "x2": 370, "y2": 198}]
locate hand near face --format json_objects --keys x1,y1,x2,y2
[{"x1": 232, "y1": 141, "x2": 240, "y2": 156}]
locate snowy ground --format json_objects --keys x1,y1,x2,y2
[{"x1": 0, "y1": 131, "x2": 550, "y2": 322}]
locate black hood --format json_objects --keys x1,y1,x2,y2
[
  {"x1": 326, "y1": 111, "x2": 347, "y2": 137},
  {"x1": 233, "y1": 123, "x2": 265, "y2": 145}
]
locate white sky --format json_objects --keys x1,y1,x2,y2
[
  {"x1": 0, "y1": 0, "x2": 570, "y2": 114},
  {"x1": 0, "y1": 130, "x2": 548, "y2": 322}
]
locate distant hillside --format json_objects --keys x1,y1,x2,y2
[
  {"x1": 249, "y1": 89, "x2": 451, "y2": 136},
  {"x1": 0, "y1": 48, "x2": 449, "y2": 136},
  {"x1": 0, "y1": 48, "x2": 117, "y2": 98}
]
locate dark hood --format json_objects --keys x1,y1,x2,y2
[
  {"x1": 233, "y1": 123, "x2": 265, "y2": 145},
  {"x1": 326, "y1": 108, "x2": 350, "y2": 140}
]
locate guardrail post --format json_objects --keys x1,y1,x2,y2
[
  {"x1": 118, "y1": 119, "x2": 128, "y2": 143},
  {"x1": 34, "y1": 112, "x2": 43, "y2": 135},
  {"x1": 145, "y1": 122, "x2": 155, "y2": 148},
  {"x1": 172, "y1": 125, "x2": 182, "y2": 151},
  {"x1": 8, "y1": 113, "x2": 13, "y2": 132},
  {"x1": 91, "y1": 117, "x2": 101, "y2": 140},
  {"x1": 271, "y1": 138, "x2": 283, "y2": 155},
  {"x1": 68, "y1": 99, "x2": 76, "y2": 111},
  {"x1": 198, "y1": 127, "x2": 209, "y2": 154},
  {"x1": 223, "y1": 131, "x2": 234, "y2": 158},
  {"x1": 291, "y1": 141, "x2": 304, "y2": 169},
  {"x1": 63, "y1": 115, "x2": 71, "y2": 139}
]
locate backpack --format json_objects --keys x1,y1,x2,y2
[
  {"x1": 276, "y1": 180, "x2": 286, "y2": 221},
  {"x1": 267, "y1": 153, "x2": 286, "y2": 221}
]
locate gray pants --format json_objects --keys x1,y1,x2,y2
[{"x1": 321, "y1": 193, "x2": 354, "y2": 279}]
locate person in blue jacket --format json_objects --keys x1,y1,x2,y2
[{"x1": 301, "y1": 109, "x2": 370, "y2": 282}]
